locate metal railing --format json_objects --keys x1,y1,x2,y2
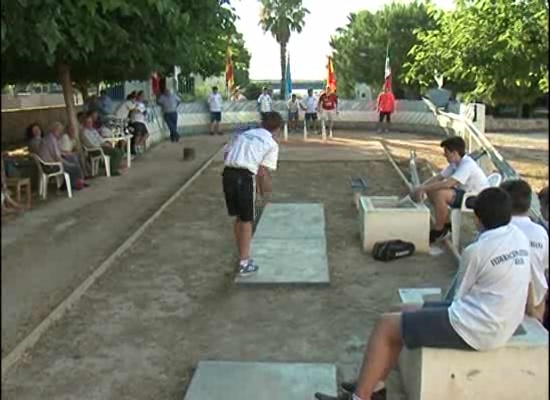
[{"x1": 422, "y1": 97, "x2": 544, "y2": 224}]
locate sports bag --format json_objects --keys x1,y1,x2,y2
[{"x1": 372, "y1": 240, "x2": 415, "y2": 262}]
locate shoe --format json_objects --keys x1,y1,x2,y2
[
  {"x1": 314, "y1": 393, "x2": 347, "y2": 400},
  {"x1": 429, "y1": 226, "x2": 450, "y2": 244},
  {"x1": 238, "y1": 259, "x2": 259, "y2": 276},
  {"x1": 341, "y1": 382, "x2": 356, "y2": 394}
]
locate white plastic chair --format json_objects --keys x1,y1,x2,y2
[
  {"x1": 31, "y1": 154, "x2": 72, "y2": 200},
  {"x1": 450, "y1": 172, "x2": 502, "y2": 251},
  {"x1": 82, "y1": 145, "x2": 111, "y2": 177}
]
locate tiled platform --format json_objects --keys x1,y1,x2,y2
[
  {"x1": 235, "y1": 203, "x2": 329, "y2": 286},
  {"x1": 183, "y1": 361, "x2": 337, "y2": 400}
]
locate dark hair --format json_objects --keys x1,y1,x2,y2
[
  {"x1": 473, "y1": 187, "x2": 512, "y2": 230},
  {"x1": 85, "y1": 110, "x2": 97, "y2": 119},
  {"x1": 24, "y1": 122, "x2": 42, "y2": 141},
  {"x1": 77, "y1": 111, "x2": 86, "y2": 121},
  {"x1": 212, "y1": 86, "x2": 218, "y2": 92},
  {"x1": 100, "y1": 89, "x2": 107, "y2": 96},
  {"x1": 261, "y1": 111, "x2": 283, "y2": 132},
  {"x1": 137, "y1": 90, "x2": 144, "y2": 98},
  {"x1": 440, "y1": 136, "x2": 466, "y2": 157},
  {"x1": 500, "y1": 179, "x2": 532, "y2": 214},
  {"x1": 126, "y1": 92, "x2": 136, "y2": 100},
  {"x1": 262, "y1": 87, "x2": 267, "y2": 91},
  {"x1": 538, "y1": 186, "x2": 548, "y2": 207}
]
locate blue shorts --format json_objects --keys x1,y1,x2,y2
[
  {"x1": 288, "y1": 111, "x2": 299, "y2": 121},
  {"x1": 211, "y1": 112, "x2": 222, "y2": 122},
  {"x1": 449, "y1": 188, "x2": 466, "y2": 208},
  {"x1": 401, "y1": 301, "x2": 473, "y2": 350}
]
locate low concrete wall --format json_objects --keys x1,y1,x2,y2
[
  {"x1": 485, "y1": 116, "x2": 548, "y2": 132},
  {"x1": 1, "y1": 106, "x2": 83, "y2": 148},
  {"x1": 1, "y1": 94, "x2": 83, "y2": 110}
]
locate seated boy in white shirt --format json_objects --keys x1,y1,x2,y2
[
  {"x1": 501, "y1": 179, "x2": 549, "y2": 323},
  {"x1": 315, "y1": 187, "x2": 530, "y2": 400},
  {"x1": 413, "y1": 136, "x2": 489, "y2": 243}
]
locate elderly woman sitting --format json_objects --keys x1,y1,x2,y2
[
  {"x1": 25, "y1": 122, "x2": 44, "y2": 154},
  {"x1": 38, "y1": 122, "x2": 88, "y2": 191}
]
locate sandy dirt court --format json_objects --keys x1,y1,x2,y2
[
  {"x1": 2, "y1": 137, "x2": 458, "y2": 400},
  {"x1": 2, "y1": 130, "x2": 545, "y2": 400}
]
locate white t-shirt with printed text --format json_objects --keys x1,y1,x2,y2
[
  {"x1": 440, "y1": 154, "x2": 489, "y2": 192},
  {"x1": 224, "y1": 128, "x2": 279, "y2": 175},
  {"x1": 449, "y1": 224, "x2": 531, "y2": 350},
  {"x1": 257, "y1": 94, "x2": 273, "y2": 113},
  {"x1": 510, "y1": 215, "x2": 549, "y2": 306},
  {"x1": 208, "y1": 92, "x2": 223, "y2": 112}
]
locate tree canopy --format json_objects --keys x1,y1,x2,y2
[
  {"x1": 405, "y1": 0, "x2": 549, "y2": 108},
  {"x1": 330, "y1": 1, "x2": 436, "y2": 98},
  {"x1": 259, "y1": 0, "x2": 309, "y2": 99}
]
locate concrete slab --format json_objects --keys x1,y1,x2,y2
[
  {"x1": 183, "y1": 361, "x2": 337, "y2": 400},
  {"x1": 254, "y1": 203, "x2": 325, "y2": 239},
  {"x1": 235, "y1": 238, "x2": 329, "y2": 285},
  {"x1": 399, "y1": 288, "x2": 442, "y2": 303}
]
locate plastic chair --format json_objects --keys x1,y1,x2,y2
[
  {"x1": 450, "y1": 172, "x2": 502, "y2": 251},
  {"x1": 30, "y1": 154, "x2": 72, "y2": 200},
  {"x1": 82, "y1": 145, "x2": 111, "y2": 177}
]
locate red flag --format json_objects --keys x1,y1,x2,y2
[
  {"x1": 225, "y1": 48, "x2": 235, "y2": 94},
  {"x1": 327, "y1": 56, "x2": 337, "y2": 92}
]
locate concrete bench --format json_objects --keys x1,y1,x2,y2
[
  {"x1": 359, "y1": 196, "x2": 430, "y2": 253},
  {"x1": 399, "y1": 316, "x2": 549, "y2": 400}
]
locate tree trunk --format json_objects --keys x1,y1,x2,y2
[
  {"x1": 58, "y1": 63, "x2": 80, "y2": 145},
  {"x1": 280, "y1": 42, "x2": 287, "y2": 100}
]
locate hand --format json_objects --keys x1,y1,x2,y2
[{"x1": 412, "y1": 187, "x2": 425, "y2": 202}]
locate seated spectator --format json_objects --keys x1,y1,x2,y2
[
  {"x1": 80, "y1": 114, "x2": 123, "y2": 176},
  {"x1": 115, "y1": 92, "x2": 137, "y2": 120},
  {"x1": 58, "y1": 127, "x2": 90, "y2": 178},
  {"x1": 128, "y1": 90, "x2": 149, "y2": 155},
  {"x1": 412, "y1": 136, "x2": 489, "y2": 243},
  {"x1": 38, "y1": 122, "x2": 87, "y2": 191},
  {"x1": 315, "y1": 188, "x2": 531, "y2": 400},
  {"x1": 25, "y1": 122, "x2": 44, "y2": 154},
  {"x1": 500, "y1": 180, "x2": 548, "y2": 324}
]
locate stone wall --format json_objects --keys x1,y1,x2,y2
[{"x1": 485, "y1": 116, "x2": 548, "y2": 132}]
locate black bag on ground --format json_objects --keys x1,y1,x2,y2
[{"x1": 372, "y1": 240, "x2": 415, "y2": 261}]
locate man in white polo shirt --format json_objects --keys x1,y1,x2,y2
[
  {"x1": 300, "y1": 88, "x2": 318, "y2": 134},
  {"x1": 413, "y1": 136, "x2": 489, "y2": 243},
  {"x1": 315, "y1": 187, "x2": 531, "y2": 400},
  {"x1": 223, "y1": 112, "x2": 281, "y2": 276},
  {"x1": 501, "y1": 179, "x2": 549, "y2": 323},
  {"x1": 208, "y1": 86, "x2": 223, "y2": 136},
  {"x1": 257, "y1": 87, "x2": 273, "y2": 119}
]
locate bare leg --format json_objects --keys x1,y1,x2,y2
[
  {"x1": 427, "y1": 189, "x2": 454, "y2": 230},
  {"x1": 355, "y1": 313, "x2": 404, "y2": 400},
  {"x1": 210, "y1": 122, "x2": 216, "y2": 135},
  {"x1": 237, "y1": 221, "x2": 253, "y2": 262}
]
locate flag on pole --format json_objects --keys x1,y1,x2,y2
[
  {"x1": 285, "y1": 54, "x2": 292, "y2": 99},
  {"x1": 384, "y1": 43, "x2": 392, "y2": 91},
  {"x1": 326, "y1": 56, "x2": 337, "y2": 92},
  {"x1": 225, "y1": 48, "x2": 235, "y2": 97}
]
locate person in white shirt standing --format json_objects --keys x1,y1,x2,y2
[
  {"x1": 300, "y1": 88, "x2": 318, "y2": 134},
  {"x1": 315, "y1": 187, "x2": 531, "y2": 400},
  {"x1": 287, "y1": 93, "x2": 300, "y2": 132},
  {"x1": 208, "y1": 86, "x2": 223, "y2": 136},
  {"x1": 413, "y1": 136, "x2": 489, "y2": 243},
  {"x1": 257, "y1": 87, "x2": 273, "y2": 119},
  {"x1": 128, "y1": 90, "x2": 149, "y2": 155},
  {"x1": 222, "y1": 112, "x2": 281, "y2": 276},
  {"x1": 500, "y1": 179, "x2": 549, "y2": 323}
]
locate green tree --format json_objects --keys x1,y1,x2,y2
[
  {"x1": 259, "y1": 0, "x2": 309, "y2": 99},
  {"x1": 1, "y1": 0, "x2": 243, "y2": 136},
  {"x1": 330, "y1": 1, "x2": 436, "y2": 98},
  {"x1": 406, "y1": 0, "x2": 549, "y2": 114}
]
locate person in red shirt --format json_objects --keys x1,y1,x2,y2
[
  {"x1": 318, "y1": 86, "x2": 339, "y2": 134},
  {"x1": 377, "y1": 87, "x2": 395, "y2": 132}
]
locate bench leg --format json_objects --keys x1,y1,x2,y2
[{"x1": 63, "y1": 173, "x2": 72, "y2": 199}]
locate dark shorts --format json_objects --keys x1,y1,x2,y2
[
  {"x1": 129, "y1": 122, "x2": 148, "y2": 137},
  {"x1": 211, "y1": 112, "x2": 222, "y2": 122},
  {"x1": 401, "y1": 301, "x2": 474, "y2": 350},
  {"x1": 449, "y1": 188, "x2": 466, "y2": 208},
  {"x1": 305, "y1": 113, "x2": 317, "y2": 121},
  {"x1": 379, "y1": 112, "x2": 391, "y2": 123},
  {"x1": 288, "y1": 111, "x2": 299, "y2": 122},
  {"x1": 222, "y1": 167, "x2": 255, "y2": 222}
]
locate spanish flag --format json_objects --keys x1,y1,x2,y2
[
  {"x1": 326, "y1": 56, "x2": 336, "y2": 92},
  {"x1": 225, "y1": 48, "x2": 235, "y2": 95}
]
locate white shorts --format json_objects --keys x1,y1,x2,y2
[{"x1": 321, "y1": 109, "x2": 336, "y2": 121}]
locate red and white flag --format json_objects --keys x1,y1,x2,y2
[{"x1": 384, "y1": 44, "x2": 391, "y2": 91}]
